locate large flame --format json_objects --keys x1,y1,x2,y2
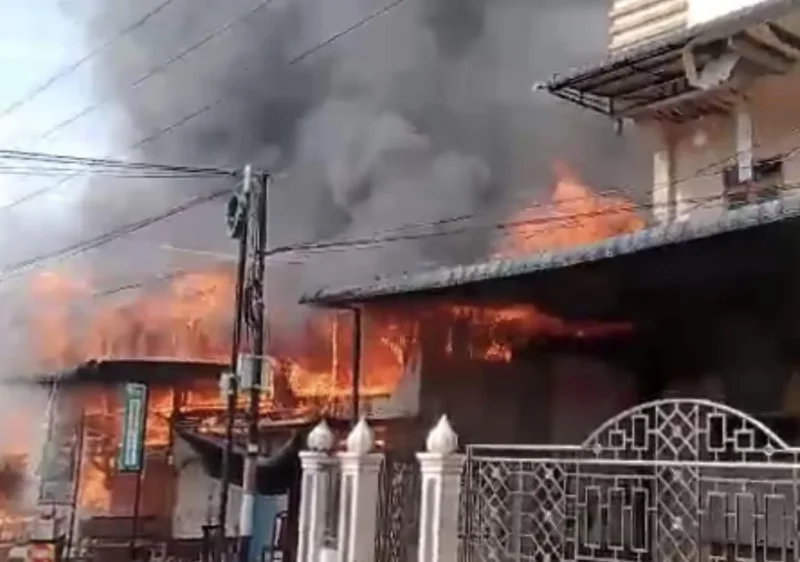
[
  {"x1": 13, "y1": 160, "x2": 638, "y2": 518},
  {"x1": 497, "y1": 161, "x2": 645, "y2": 256}
]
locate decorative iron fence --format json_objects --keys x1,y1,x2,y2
[
  {"x1": 375, "y1": 453, "x2": 421, "y2": 562},
  {"x1": 460, "y1": 398, "x2": 800, "y2": 562}
]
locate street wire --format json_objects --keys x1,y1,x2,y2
[
  {"x1": 18, "y1": 184, "x2": 795, "y2": 305},
  {"x1": 0, "y1": 187, "x2": 231, "y2": 283},
  {"x1": 0, "y1": 0, "x2": 411, "y2": 210},
  {"x1": 2, "y1": 165, "x2": 794, "y2": 294},
  {"x1": 19, "y1": 0, "x2": 278, "y2": 149},
  {"x1": 0, "y1": 149, "x2": 238, "y2": 176},
  {"x1": 0, "y1": 149, "x2": 238, "y2": 179},
  {"x1": 0, "y1": 0, "x2": 179, "y2": 122},
  {"x1": 0, "y1": 141, "x2": 792, "y2": 294}
]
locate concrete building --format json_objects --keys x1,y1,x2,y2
[
  {"x1": 545, "y1": 0, "x2": 800, "y2": 224},
  {"x1": 298, "y1": 6, "x2": 800, "y2": 562}
]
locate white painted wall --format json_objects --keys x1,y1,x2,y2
[
  {"x1": 688, "y1": 0, "x2": 766, "y2": 26},
  {"x1": 650, "y1": 70, "x2": 800, "y2": 223}
]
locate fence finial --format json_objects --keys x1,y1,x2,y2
[
  {"x1": 426, "y1": 414, "x2": 459, "y2": 454},
  {"x1": 346, "y1": 417, "x2": 374, "y2": 454},
  {"x1": 307, "y1": 419, "x2": 335, "y2": 452}
]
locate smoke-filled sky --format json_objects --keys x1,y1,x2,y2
[{"x1": 0, "y1": 0, "x2": 652, "y2": 372}]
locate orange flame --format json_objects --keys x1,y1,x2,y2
[
  {"x1": 17, "y1": 160, "x2": 639, "y2": 516},
  {"x1": 498, "y1": 161, "x2": 645, "y2": 256}
]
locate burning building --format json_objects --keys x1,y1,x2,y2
[
  {"x1": 1, "y1": 252, "x2": 430, "y2": 562},
  {"x1": 287, "y1": 3, "x2": 800, "y2": 561},
  {"x1": 294, "y1": 0, "x2": 800, "y2": 446}
]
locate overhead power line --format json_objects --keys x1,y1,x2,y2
[
  {"x1": 2, "y1": 164, "x2": 788, "y2": 294},
  {"x1": 0, "y1": 148, "x2": 238, "y2": 179},
  {"x1": 20, "y1": 184, "x2": 790, "y2": 304},
  {"x1": 2, "y1": 0, "x2": 411, "y2": 210},
  {"x1": 28, "y1": 0, "x2": 278, "y2": 148},
  {"x1": 0, "y1": 187, "x2": 231, "y2": 283},
  {"x1": 0, "y1": 0, "x2": 179, "y2": 122},
  {"x1": 0, "y1": 148, "x2": 238, "y2": 175},
  {"x1": 0, "y1": 168, "x2": 225, "y2": 179},
  {"x1": 257, "y1": 175, "x2": 800, "y2": 261}
]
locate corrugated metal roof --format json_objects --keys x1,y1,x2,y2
[{"x1": 301, "y1": 194, "x2": 800, "y2": 306}]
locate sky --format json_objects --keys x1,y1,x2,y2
[
  {"x1": 0, "y1": 0, "x2": 120, "y2": 369},
  {"x1": 0, "y1": 0, "x2": 109, "y2": 215},
  {"x1": 688, "y1": 0, "x2": 767, "y2": 26}
]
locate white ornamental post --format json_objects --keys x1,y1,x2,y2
[
  {"x1": 417, "y1": 415, "x2": 465, "y2": 562},
  {"x1": 335, "y1": 418, "x2": 384, "y2": 562},
  {"x1": 297, "y1": 420, "x2": 337, "y2": 562}
]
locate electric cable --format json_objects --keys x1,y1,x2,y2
[
  {"x1": 0, "y1": 186, "x2": 231, "y2": 283},
  {"x1": 20, "y1": 183, "x2": 792, "y2": 304},
  {"x1": 0, "y1": 149, "x2": 238, "y2": 176},
  {"x1": 1, "y1": 0, "x2": 412, "y2": 210},
  {"x1": 0, "y1": 155, "x2": 790, "y2": 293},
  {"x1": 263, "y1": 183, "x2": 800, "y2": 258},
  {"x1": 25, "y1": 0, "x2": 278, "y2": 148},
  {"x1": 0, "y1": 0, "x2": 179, "y2": 122},
  {"x1": 0, "y1": 169, "x2": 226, "y2": 179},
  {"x1": 6, "y1": 182, "x2": 795, "y2": 339}
]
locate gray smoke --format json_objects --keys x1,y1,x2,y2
[{"x1": 77, "y1": 0, "x2": 649, "y2": 319}]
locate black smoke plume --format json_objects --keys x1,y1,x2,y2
[{"x1": 76, "y1": 0, "x2": 649, "y2": 323}]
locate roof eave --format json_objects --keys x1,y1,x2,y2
[
  {"x1": 539, "y1": 0, "x2": 800, "y2": 120},
  {"x1": 302, "y1": 193, "x2": 800, "y2": 306}
]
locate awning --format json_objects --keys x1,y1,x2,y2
[
  {"x1": 539, "y1": 0, "x2": 800, "y2": 122},
  {"x1": 301, "y1": 194, "x2": 800, "y2": 308}
]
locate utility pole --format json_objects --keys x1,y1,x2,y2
[
  {"x1": 238, "y1": 170, "x2": 269, "y2": 562},
  {"x1": 218, "y1": 165, "x2": 252, "y2": 561}
]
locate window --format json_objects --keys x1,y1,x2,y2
[{"x1": 722, "y1": 158, "x2": 783, "y2": 210}]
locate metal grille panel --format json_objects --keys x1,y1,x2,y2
[
  {"x1": 375, "y1": 454, "x2": 421, "y2": 562},
  {"x1": 460, "y1": 399, "x2": 800, "y2": 562}
]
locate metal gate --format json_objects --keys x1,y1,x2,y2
[
  {"x1": 375, "y1": 453, "x2": 421, "y2": 562},
  {"x1": 460, "y1": 398, "x2": 800, "y2": 562}
]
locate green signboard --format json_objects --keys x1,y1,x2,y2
[{"x1": 118, "y1": 383, "x2": 148, "y2": 473}]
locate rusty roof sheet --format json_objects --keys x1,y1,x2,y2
[{"x1": 301, "y1": 194, "x2": 800, "y2": 306}]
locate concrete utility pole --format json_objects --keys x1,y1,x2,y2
[
  {"x1": 218, "y1": 165, "x2": 252, "y2": 558},
  {"x1": 238, "y1": 169, "x2": 269, "y2": 562}
]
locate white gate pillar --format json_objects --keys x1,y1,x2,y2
[
  {"x1": 335, "y1": 418, "x2": 383, "y2": 562},
  {"x1": 417, "y1": 415, "x2": 465, "y2": 562},
  {"x1": 297, "y1": 420, "x2": 337, "y2": 562}
]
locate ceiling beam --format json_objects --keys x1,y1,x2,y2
[
  {"x1": 729, "y1": 32, "x2": 796, "y2": 74},
  {"x1": 767, "y1": 22, "x2": 800, "y2": 54}
]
